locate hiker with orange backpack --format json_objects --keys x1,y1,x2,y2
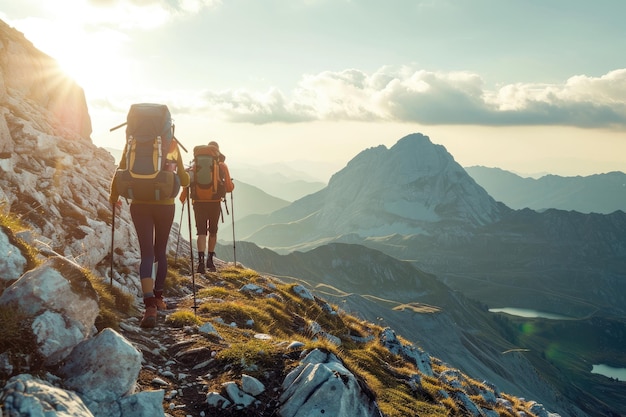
[
  {"x1": 109, "y1": 104, "x2": 190, "y2": 328},
  {"x1": 180, "y1": 141, "x2": 234, "y2": 273}
]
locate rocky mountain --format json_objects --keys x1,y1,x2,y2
[
  {"x1": 236, "y1": 133, "x2": 507, "y2": 251},
  {"x1": 465, "y1": 166, "x2": 626, "y2": 214},
  {"x1": 0, "y1": 20, "x2": 146, "y2": 296}
]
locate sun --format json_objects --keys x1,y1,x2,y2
[
  {"x1": 12, "y1": 15, "x2": 132, "y2": 100},
  {"x1": 52, "y1": 29, "x2": 132, "y2": 99},
  {"x1": 56, "y1": 48, "x2": 132, "y2": 99}
]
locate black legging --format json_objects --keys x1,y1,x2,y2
[{"x1": 130, "y1": 203, "x2": 175, "y2": 291}]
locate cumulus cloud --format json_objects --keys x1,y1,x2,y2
[
  {"x1": 205, "y1": 67, "x2": 626, "y2": 128},
  {"x1": 201, "y1": 88, "x2": 316, "y2": 124}
]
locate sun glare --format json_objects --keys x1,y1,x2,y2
[{"x1": 11, "y1": 10, "x2": 133, "y2": 99}]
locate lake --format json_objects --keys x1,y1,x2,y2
[
  {"x1": 591, "y1": 364, "x2": 626, "y2": 382},
  {"x1": 488, "y1": 307, "x2": 572, "y2": 320}
]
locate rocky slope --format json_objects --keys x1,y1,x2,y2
[{"x1": 0, "y1": 19, "x2": 158, "y2": 296}]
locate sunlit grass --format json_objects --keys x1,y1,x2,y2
[
  {"x1": 166, "y1": 310, "x2": 204, "y2": 327},
  {"x1": 0, "y1": 208, "x2": 40, "y2": 274}
]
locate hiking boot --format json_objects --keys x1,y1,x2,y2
[
  {"x1": 140, "y1": 305, "x2": 158, "y2": 328},
  {"x1": 207, "y1": 253, "x2": 216, "y2": 272},
  {"x1": 154, "y1": 291, "x2": 167, "y2": 311},
  {"x1": 197, "y1": 262, "x2": 206, "y2": 274}
]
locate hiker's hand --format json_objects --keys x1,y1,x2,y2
[{"x1": 111, "y1": 200, "x2": 122, "y2": 211}]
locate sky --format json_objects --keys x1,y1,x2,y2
[{"x1": 2, "y1": 0, "x2": 626, "y2": 181}]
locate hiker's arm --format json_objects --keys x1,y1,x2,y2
[
  {"x1": 117, "y1": 144, "x2": 128, "y2": 170},
  {"x1": 221, "y1": 163, "x2": 234, "y2": 192},
  {"x1": 176, "y1": 150, "x2": 190, "y2": 187}
]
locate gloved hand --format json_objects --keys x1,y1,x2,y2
[{"x1": 111, "y1": 199, "x2": 122, "y2": 211}]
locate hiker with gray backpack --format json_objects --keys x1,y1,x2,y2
[
  {"x1": 180, "y1": 141, "x2": 234, "y2": 273},
  {"x1": 109, "y1": 103, "x2": 190, "y2": 328}
]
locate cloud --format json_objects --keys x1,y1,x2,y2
[
  {"x1": 201, "y1": 88, "x2": 316, "y2": 124},
  {"x1": 194, "y1": 67, "x2": 626, "y2": 129}
]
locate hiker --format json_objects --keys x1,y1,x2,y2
[
  {"x1": 181, "y1": 141, "x2": 234, "y2": 273},
  {"x1": 109, "y1": 132, "x2": 190, "y2": 329}
]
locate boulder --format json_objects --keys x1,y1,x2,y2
[
  {"x1": 0, "y1": 257, "x2": 99, "y2": 365},
  {"x1": 0, "y1": 228, "x2": 26, "y2": 282},
  {"x1": 1, "y1": 374, "x2": 94, "y2": 417},
  {"x1": 59, "y1": 328, "x2": 142, "y2": 405},
  {"x1": 279, "y1": 349, "x2": 382, "y2": 417}
]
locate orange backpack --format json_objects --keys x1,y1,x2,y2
[{"x1": 189, "y1": 144, "x2": 224, "y2": 201}]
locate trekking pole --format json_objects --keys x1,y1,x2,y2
[
  {"x1": 186, "y1": 194, "x2": 198, "y2": 314},
  {"x1": 110, "y1": 202, "x2": 116, "y2": 287},
  {"x1": 174, "y1": 200, "x2": 185, "y2": 264},
  {"x1": 230, "y1": 187, "x2": 236, "y2": 267}
]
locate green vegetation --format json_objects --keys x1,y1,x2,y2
[
  {"x1": 166, "y1": 310, "x2": 204, "y2": 327},
  {"x1": 0, "y1": 208, "x2": 40, "y2": 282}
]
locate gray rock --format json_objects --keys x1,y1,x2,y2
[
  {"x1": 1, "y1": 374, "x2": 94, "y2": 417},
  {"x1": 0, "y1": 229, "x2": 26, "y2": 281},
  {"x1": 59, "y1": 328, "x2": 142, "y2": 405},
  {"x1": 0, "y1": 258, "x2": 100, "y2": 366},
  {"x1": 279, "y1": 349, "x2": 382, "y2": 417},
  {"x1": 242, "y1": 374, "x2": 266, "y2": 396}
]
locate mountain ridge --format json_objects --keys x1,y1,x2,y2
[{"x1": 465, "y1": 166, "x2": 626, "y2": 214}]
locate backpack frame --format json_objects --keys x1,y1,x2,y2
[{"x1": 113, "y1": 103, "x2": 181, "y2": 201}]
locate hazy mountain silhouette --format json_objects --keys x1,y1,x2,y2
[
  {"x1": 231, "y1": 162, "x2": 326, "y2": 202},
  {"x1": 466, "y1": 166, "x2": 626, "y2": 213}
]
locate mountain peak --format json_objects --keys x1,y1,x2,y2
[
  {"x1": 244, "y1": 133, "x2": 506, "y2": 250},
  {"x1": 326, "y1": 132, "x2": 503, "y2": 230}
]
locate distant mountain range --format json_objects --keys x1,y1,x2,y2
[
  {"x1": 233, "y1": 162, "x2": 326, "y2": 202},
  {"x1": 465, "y1": 166, "x2": 626, "y2": 214}
]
